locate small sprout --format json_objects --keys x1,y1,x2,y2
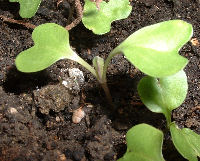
[
  {"x1": 9, "y1": 0, "x2": 41, "y2": 18},
  {"x1": 118, "y1": 123, "x2": 165, "y2": 161},
  {"x1": 170, "y1": 123, "x2": 200, "y2": 161},
  {"x1": 82, "y1": 0, "x2": 132, "y2": 34},
  {"x1": 137, "y1": 70, "x2": 188, "y2": 126},
  {"x1": 72, "y1": 107, "x2": 85, "y2": 123},
  {"x1": 137, "y1": 68, "x2": 200, "y2": 160},
  {"x1": 15, "y1": 20, "x2": 193, "y2": 106}
]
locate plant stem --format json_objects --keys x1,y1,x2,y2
[
  {"x1": 69, "y1": 52, "x2": 97, "y2": 78},
  {"x1": 99, "y1": 51, "x2": 122, "y2": 108},
  {"x1": 69, "y1": 52, "x2": 115, "y2": 108},
  {"x1": 100, "y1": 82, "x2": 115, "y2": 109},
  {"x1": 164, "y1": 110, "x2": 172, "y2": 129}
]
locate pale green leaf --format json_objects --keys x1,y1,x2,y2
[
  {"x1": 82, "y1": 0, "x2": 132, "y2": 34},
  {"x1": 15, "y1": 23, "x2": 75, "y2": 72},
  {"x1": 170, "y1": 123, "x2": 200, "y2": 161},
  {"x1": 111, "y1": 20, "x2": 193, "y2": 77},
  {"x1": 137, "y1": 70, "x2": 188, "y2": 121},
  {"x1": 118, "y1": 124, "x2": 165, "y2": 161},
  {"x1": 9, "y1": 0, "x2": 41, "y2": 18}
]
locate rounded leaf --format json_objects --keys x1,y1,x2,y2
[
  {"x1": 118, "y1": 124, "x2": 165, "y2": 161},
  {"x1": 9, "y1": 0, "x2": 41, "y2": 18},
  {"x1": 137, "y1": 70, "x2": 188, "y2": 114},
  {"x1": 15, "y1": 23, "x2": 74, "y2": 72},
  {"x1": 82, "y1": 0, "x2": 132, "y2": 34},
  {"x1": 112, "y1": 20, "x2": 193, "y2": 77},
  {"x1": 170, "y1": 123, "x2": 200, "y2": 161}
]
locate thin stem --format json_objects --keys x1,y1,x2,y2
[
  {"x1": 101, "y1": 82, "x2": 115, "y2": 109},
  {"x1": 164, "y1": 110, "x2": 172, "y2": 129},
  {"x1": 69, "y1": 52, "x2": 115, "y2": 108},
  {"x1": 100, "y1": 51, "x2": 122, "y2": 108},
  {"x1": 68, "y1": 52, "x2": 97, "y2": 78}
]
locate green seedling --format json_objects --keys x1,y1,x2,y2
[
  {"x1": 15, "y1": 20, "x2": 192, "y2": 105},
  {"x1": 118, "y1": 123, "x2": 165, "y2": 161},
  {"x1": 119, "y1": 123, "x2": 200, "y2": 161},
  {"x1": 137, "y1": 70, "x2": 188, "y2": 127},
  {"x1": 9, "y1": 0, "x2": 41, "y2": 18},
  {"x1": 138, "y1": 70, "x2": 200, "y2": 161},
  {"x1": 9, "y1": 0, "x2": 131, "y2": 34},
  {"x1": 82, "y1": 0, "x2": 132, "y2": 34},
  {"x1": 119, "y1": 70, "x2": 200, "y2": 161},
  {"x1": 170, "y1": 123, "x2": 200, "y2": 161}
]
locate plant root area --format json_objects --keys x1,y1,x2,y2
[{"x1": 0, "y1": 0, "x2": 199, "y2": 160}]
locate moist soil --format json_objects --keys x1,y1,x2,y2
[{"x1": 0, "y1": 0, "x2": 200, "y2": 161}]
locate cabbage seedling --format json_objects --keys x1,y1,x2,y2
[
  {"x1": 119, "y1": 70, "x2": 200, "y2": 160},
  {"x1": 15, "y1": 20, "x2": 192, "y2": 105},
  {"x1": 119, "y1": 122, "x2": 200, "y2": 161},
  {"x1": 9, "y1": 0, "x2": 132, "y2": 35},
  {"x1": 137, "y1": 70, "x2": 188, "y2": 127},
  {"x1": 119, "y1": 123, "x2": 200, "y2": 161},
  {"x1": 82, "y1": 0, "x2": 132, "y2": 34},
  {"x1": 170, "y1": 123, "x2": 200, "y2": 161},
  {"x1": 138, "y1": 70, "x2": 200, "y2": 160}
]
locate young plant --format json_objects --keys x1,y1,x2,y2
[
  {"x1": 170, "y1": 123, "x2": 200, "y2": 161},
  {"x1": 119, "y1": 123, "x2": 200, "y2": 161},
  {"x1": 137, "y1": 70, "x2": 188, "y2": 127},
  {"x1": 118, "y1": 123, "x2": 165, "y2": 161},
  {"x1": 9, "y1": 0, "x2": 41, "y2": 18},
  {"x1": 82, "y1": 0, "x2": 132, "y2": 34},
  {"x1": 137, "y1": 70, "x2": 200, "y2": 161},
  {"x1": 9, "y1": 0, "x2": 132, "y2": 35},
  {"x1": 15, "y1": 20, "x2": 192, "y2": 105}
]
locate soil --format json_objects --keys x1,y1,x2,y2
[{"x1": 0, "y1": 0, "x2": 200, "y2": 161}]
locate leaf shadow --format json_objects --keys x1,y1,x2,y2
[{"x1": 2, "y1": 65, "x2": 55, "y2": 94}]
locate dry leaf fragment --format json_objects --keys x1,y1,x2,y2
[{"x1": 190, "y1": 38, "x2": 199, "y2": 46}]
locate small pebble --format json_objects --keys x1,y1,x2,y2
[
  {"x1": 72, "y1": 108, "x2": 85, "y2": 124},
  {"x1": 56, "y1": 116, "x2": 61, "y2": 122},
  {"x1": 8, "y1": 107, "x2": 18, "y2": 114}
]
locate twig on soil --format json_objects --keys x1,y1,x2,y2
[
  {"x1": 0, "y1": 15, "x2": 36, "y2": 29},
  {"x1": 65, "y1": 0, "x2": 83, "y2": 30}
]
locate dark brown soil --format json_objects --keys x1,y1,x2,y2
[{"x1": 0, "y1": 0, "x2": 200, "y2": 161}]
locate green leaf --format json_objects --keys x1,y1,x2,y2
[
  {"x1": 170, "y1": 123, "x2": 200, "y2": 161},
  {"x1": 9, "y1": 0, "x2": 41, "y2": 18},
  {"x1": 82, "y1": 0, "x2": 132, "y2": 35},
  {"x1": 118, "y1": 124, "x2": 165, "y2": 161},
  {"x1": 15, "y1": 23, "x2": 75, "y2": 72},
  {"x1": 111, "y1": 20, "x2": 193, "y2": 77},
  {"x1": 137, "y1": 70, "x2": 188, "y2": 123}
]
